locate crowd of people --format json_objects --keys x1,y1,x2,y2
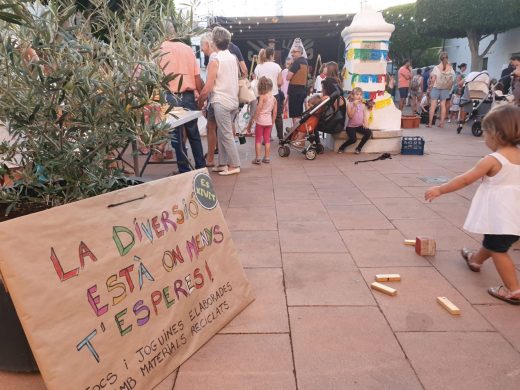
[
  {"x1": 160, "y1": 24, "x2": 520, "y2": 177},
  {"x1": 159, "y1": 32, "x2": 520, "y2": 305},
  {"x1": 396, "y1": 53, "x2": 520, "y2": 129},
  {"x1": 160, "y1": 27, "x2": 381, "y2": 176},
  {"x1": 160, "y1": 26, "x2": 244, "y2": 176}
]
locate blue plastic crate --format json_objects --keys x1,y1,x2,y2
[{"x1": 401, "y1": 136, "x2": 424, "y2": 155}]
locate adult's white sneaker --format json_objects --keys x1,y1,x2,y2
[
  {"x1": 218, "y1": 167, "x2": 241, "y2": 176},
  {"x1": 212, "y1": 165, "x2": 227, "y2": 172}
]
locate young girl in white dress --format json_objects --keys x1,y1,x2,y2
[{"x1": 425, "y1": 105, "x2": 520, "y2": 305}]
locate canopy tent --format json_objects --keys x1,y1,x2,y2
[
  {"x1": 211, "y1": 14, "x2": 354, "y2": 68},
  {"x1": 212, "y1": 14, "x2": 353, "y2": 40}
]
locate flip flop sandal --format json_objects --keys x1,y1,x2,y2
[
  {"x1": 488, "y1": 286, "x2": 520, "y2": 305},
  {"x1": 252, "y1": 158, "x2": 261, "y2": 165},
  {"x1": 460, "y1": 248, "x2": 481, "y2": 272},
  {"x1": 262, "y1": 158, "x2": 270, "y2": 163}
]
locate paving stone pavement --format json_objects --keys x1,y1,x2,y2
[{"x1": 3, "y1": 123, "x2": 520, "y2": 390}]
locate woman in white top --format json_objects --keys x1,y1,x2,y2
[
  {"x1": 425, "y1": 105, "x2": 520, "y2": 305},
  {"x1": 427, "y1": 52, "x2": 455, "y2": 128},
  {"x1": 198, "y1": 27, "x2": 240, "y2": 176},
  {"x1": 249, "y1": 47, "x2": 283, "y2": 139}
]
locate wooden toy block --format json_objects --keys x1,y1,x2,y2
[
  {"x1": 371, "y1": 282, "x2": 397, "y2": 296},
  {"x1": 375, "y1": 274, "x2": 401, "y2": 282},
  {"x1": 403, "y1": 239, "x2": 416, "y2": 246},
  {"x1": 415, "y1": 236, "x2": 436, "y2": 256},
  {"x1": 437, "y1": 296, "x2": 460, "y2": 315}
]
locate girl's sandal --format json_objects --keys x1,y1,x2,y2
[
  {"x1": 460, "y1": 248, "x2": 481, "y2": 272},
  {"x1": 262, "y1": 158, "x2": 270, "y2": 164},
  {"x1": 488, "y1": 286, "x2": 520, "y2": 305},
  {"x1": 252, "y1": 158, "x2": 261, "y2": 165}
]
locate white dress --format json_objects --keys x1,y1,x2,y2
[{"x1": 464, "y1": 152, "x2": 520, "y2": 235}]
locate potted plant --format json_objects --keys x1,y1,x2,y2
[{"x1": 0, "y1": 0, "x2": 196, "y2": 371}]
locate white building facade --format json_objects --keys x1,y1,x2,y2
[{"x1": 445, "y1": 27, "x2": 520, "y2": 79}]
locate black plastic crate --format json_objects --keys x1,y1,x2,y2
[{"x1": 401, "y1": 136, "x2": 425, "y2": 155}]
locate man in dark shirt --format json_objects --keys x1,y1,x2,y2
[
  {"x1": 228, "y1": 41, "x2": 247, "y2": 77},
  {"x1": 286, "y1": 46, "x2": 308, "y2": 124},
  {"x1": 501, "y1": 57, "x2": 516, "y2": 94}
]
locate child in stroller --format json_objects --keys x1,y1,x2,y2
[
  {"x1": 278, "y1": 78, "x2": 345, "y2": 160},
  {"x1": 289, "y1": 94, "x2": 325, "y2": 146}
]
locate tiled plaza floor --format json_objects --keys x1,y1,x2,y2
[{"x1": 2, "y1": 122, "x2": 520, "y2": 389}]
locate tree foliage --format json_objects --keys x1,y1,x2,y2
[
  {"x1": 416, "y1": 0, "x2": 520, "y2": 39},
  {"x1": 0, "y1": 0, "x2": 197, "y2": 214},
  {"x1": 384, "y1": 3, "x2": 442, "y2": 68},
  {"x1": 416, "y1": 0, "x2": 520, "y2": 70}
]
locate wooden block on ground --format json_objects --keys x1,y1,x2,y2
[
  {"x1": 437, "y1": 296, "x2": 460, "y2": 315},
  {"x1": 371, "y1": 282, "x2": 397, "y2": 296},
  {"x1": 403, "y1": 239, "x2": 416, "y2": 246},
  {"x1": 415, "y1": 236, "x2": 436, "y2": 256},
  {"x1": 375, "y1": 274, "x2": 401, "y2": 282}
]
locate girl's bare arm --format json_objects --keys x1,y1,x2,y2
[{"x1": 425, "y1": 156, "x2": 498, "y2": 201}]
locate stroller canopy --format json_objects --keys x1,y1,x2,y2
[{"x1": 464, "y1": 71, "x2": 490, "y2": 100}]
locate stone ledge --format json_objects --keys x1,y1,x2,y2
[
  {"x1": 332, "y1": 129, "x2": 403, "y2": 140},
  {"x1": 324, "y1": 129, "x2": 402, "y2": 154}
]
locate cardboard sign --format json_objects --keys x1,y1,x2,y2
[{"x1": 0, "y1": 169, "x2": 254, "y2": 390}]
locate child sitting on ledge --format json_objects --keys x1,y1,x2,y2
[{"x1": 338, "y1": 87, "x2": 372, "y2": 154}]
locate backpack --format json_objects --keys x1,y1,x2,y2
[
  {"x1": 436, "y1": 66, "x2": 454, "y2": 90},
  {"x1": 410, "y1": 75, "x2": 421, "y2": 92},
  {"x1": 321, "y1": 96, "x2": 346, "y2": 134}
]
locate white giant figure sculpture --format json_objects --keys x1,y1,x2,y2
[
  {"x1": 288, "y1": 37, "x2": 307, "y2": 59},
  {"x1": 339, "y1": 6, "x2": 402, "y2": 153}
]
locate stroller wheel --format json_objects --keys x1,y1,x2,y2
[
  {"x1": 315, "y1": 144, "x2": 325, "y2": 154},
  {"x1": 278, "y1": 145, "x2": 290, "y2": 157},
  {"x1": 471, "y1": 121, "x2": 483, "y2": 137},
  {"x1": 305, "y1": 148, "x2": 317, "y2": 160}
]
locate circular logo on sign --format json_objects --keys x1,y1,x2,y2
[{"x1": 193, "y1": 172, "x2": 218, "y2": 210}]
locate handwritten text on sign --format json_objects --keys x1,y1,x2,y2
[{"x1": 0, "y1": 170, "x2": 253, "y2": 390}]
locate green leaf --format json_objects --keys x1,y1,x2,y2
[{"x1": 0, "y1": 11, "x2": 23, "y2": 25}]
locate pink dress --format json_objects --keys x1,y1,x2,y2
[{"x1": 256, "y1": 95, "x2": 275, "y2": 126}]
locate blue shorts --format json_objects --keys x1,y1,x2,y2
[
  {"x1": 430, "y1": 88, "x2": 451, "y2": 101},
  {"x1": 399, "y1": 87, "x2": 409, "y2": 99}
]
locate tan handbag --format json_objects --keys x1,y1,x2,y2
[
  {"x1": 236, "y1": 57, "x2": 255, "y2": 104},
  {"x1": 238, "y1": 77, "x2": 256, "y2": 104}
]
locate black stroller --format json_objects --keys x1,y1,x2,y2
[
  {"x1": 278, "y1": 90, "x2": 344, "y2": 160},
  {"x1": 457, "y1": 72, "x2": 514, "y2": 136}
]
